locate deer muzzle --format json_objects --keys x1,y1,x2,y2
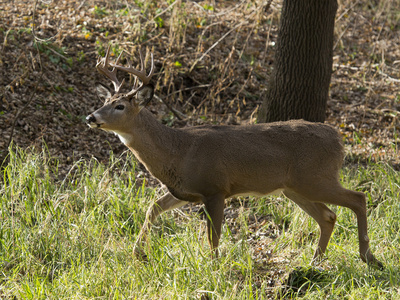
[{"x1": 86, "y1": 114, "x2": 102, "y2": 128}]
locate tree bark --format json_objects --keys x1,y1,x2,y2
[{"x1": 257, "y1": 0, "x2": 338, "y2": 123}]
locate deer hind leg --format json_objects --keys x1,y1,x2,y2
[
  {"x1": 133, "y1": 192, "x2": 188, "y2": 258},
  {"x1": 283, "y1": 189, "x2": 337, "y2": 264},
  {"x1": 292, "y1": 181, "x2": 383, "y2": 269},
  {"x1": 203, "y1": 194, "x2": 225, "y2": 257}
]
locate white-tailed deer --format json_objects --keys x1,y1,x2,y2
[{"x1": 86, "y1": 46, "x2": 383, "y2": 269}]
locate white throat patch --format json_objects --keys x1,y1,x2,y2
[{"x1": 115, "y1": 132, "x2": 132, "y2": 145}]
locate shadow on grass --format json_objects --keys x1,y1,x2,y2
[
  {"x1": 278, "y1": 262, "x2": 394, "y2": 298},
  {"x1": 279, "y1": 266, "x2": 326, "y2": 298}
]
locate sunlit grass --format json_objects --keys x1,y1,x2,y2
[{"x1": 1, "y1": 147, "x2": 399, "y2": 299}]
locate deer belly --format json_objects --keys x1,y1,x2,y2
[{"x1": 230, "y1": 188, "x2": 284, "y2": 198}]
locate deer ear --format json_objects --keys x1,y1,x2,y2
[
  {"x1": 137, "y1": 84, "x2": 154, "y2": 109},
  {"x1": 96, "y1": 83, "x2": 112, "y2": 101}
]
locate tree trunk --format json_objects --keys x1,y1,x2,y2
[{"x1": 257, "y1": 0, "x2": 338, "y2": 123}]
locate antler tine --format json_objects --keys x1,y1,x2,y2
[
  {"x1": 147, "y1": 52, "x2": 155, "y2": 80},
  {"x1": 96, "y1": 45, "x2": 124, "y2": 93},
  {"x1": 110, "y1": 50, "x2": 155, "y2": 86},
  {"x1": 139, "y1": 50, "x2": 145, "y2": 72}
]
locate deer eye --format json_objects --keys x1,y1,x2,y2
[{"x1": 115, "y1": 104, "x2": 125, "y2": 110}]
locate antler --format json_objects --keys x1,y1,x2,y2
[
  {"x1": 96, "y1": 45, "x2": 155, "y2": 94},
  {"x1": 96, "y1": 45, "x2": 124, "y2": 93},
  {"x1": 110, "y1": 50, "x2": 154, "y2": 87}
]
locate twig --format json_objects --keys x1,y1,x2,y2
[
  {"x1": 31, "y1": 0, "x2": 61, "y2": 43},
  {"x1": 333, "y1": 23, "x2": 350, "y2": 51},
  {"x1": 188, "y1": 0, "x2": 268, "y2": 74},
  {"x1": 77, "y1": 0, "x2": 87, "y2": 10},
  {"x1": 377, "y1": 71, "x2": 400, "y2": 83},
  {"x1": 189, "y1": 21, "x2": 247, "y2": 73},
  {"x1": 152, "y1": 85, "x2": 211, "y2": 120},
  {"x1": 153, "y1": 94, "x2": 187, "y2": 120},
  {"x1": 336, "y1": 0, "x2": 361, "y2": 22},
  {"x1": 168, "y1": 84, "x2": 211, "y2": 96},
  {"x1": 214, "y1": 0, "x2": 247, "y2": 17},
  {"x1": 152, "y1": 0, "x2": 179, "y2": 20},
  {"x1": 333, "y1": 63, "x2": 400, "y2": 83},
  {"x1": 43, "y1": 44, "x2": 70, "y2": 62},
  {"x1": 2, "y1": 28, "x2": 12, "y2": 50},
  {"x1": 334, "y1": 0, "x2": 361, "y2": 51}
]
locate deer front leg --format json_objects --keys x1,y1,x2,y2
[
  {"x1": 203, "y1": 194, "x2": 225, "y2": 257},
  {"x1": 133, "y1": 192, "x2": 188, "y2": 259}
]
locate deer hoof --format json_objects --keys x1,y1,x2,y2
[
  {"x1": 368, "y1": 257, "x2": 384, "y2": 270},
  {"x1": 133, "y1": 246, "x2": 148, "y2": 261},
  {"x1": 362, "y1": 252, "x2": 384, "y2": 270}
]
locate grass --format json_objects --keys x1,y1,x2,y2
[{"x1": 1, "y1": 147, "x2": 399, "y2": 299}]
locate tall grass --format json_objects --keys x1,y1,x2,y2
[{"x1": 0, "y1": 147, "x2": 399, "y2": 299}]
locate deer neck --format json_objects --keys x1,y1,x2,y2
[{"x1": 118, "y1": 109, "x2": 183, "y2": 179}]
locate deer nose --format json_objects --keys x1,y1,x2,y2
[{"x1": 86, "y1": 114, "x2": 96, "y2": 124}]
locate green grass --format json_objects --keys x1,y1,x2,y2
[{"x1": 1, "y1": 147, "x2": 399, "y2": 299}]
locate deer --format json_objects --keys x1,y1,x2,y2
[{"x1": 86, "y1": 46, "x2": 383, "y2": 269}]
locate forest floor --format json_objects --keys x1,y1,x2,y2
[{"x1": 1, "y1": 0, "x2": 399, "y2": 173}]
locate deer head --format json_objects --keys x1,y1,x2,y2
[{"x1": 86, "y1": 46, "x2": 155, "y2": 134}]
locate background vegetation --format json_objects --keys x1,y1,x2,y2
[{"x1": 1, "y1": 0, "x2": 399, "y2": 298}]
